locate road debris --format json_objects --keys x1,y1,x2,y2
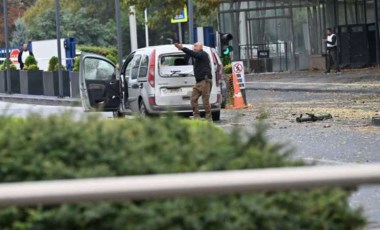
[{"x1": 296, "y1": 113, "x2": 333, "y2": 123}]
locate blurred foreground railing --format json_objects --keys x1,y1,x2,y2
[{"x1": 1, "y1": 163, "x2": 380, "y2": 207}]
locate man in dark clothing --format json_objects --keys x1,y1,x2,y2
[
  {"x1": 18, "y1": 43, "x2": 34, "y2": 70},
  {"x1": 324, "y1": 28, "x2": 341, "y2": 74},
  {"x1": 174, "y1": 42, "x2": 213, "y2": 121}
]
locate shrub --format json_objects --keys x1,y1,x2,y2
[
  {"x1": 24, "y1": 55, "x2": 37, "y2": 67},
  {"x1": 0, "y1": 114, "x2": 366, "y2": 230},
  {"x1": 48, "y1": 56, "x2": 59, "y2": 71},
  {"x1": 224, "y1": 63, "x2": 232, "y2": 74},
  {"x1": 72, "y1": 56, "x2": 80, "y2": 72},
  {"x1": 47, "y1": 56, "x2": 66, "y2": 71},
  {"x1": 0, "y1": 59, "x2": 17, "y2": 70},
  {"x1": 77, "y1": 45, "x2": 117, "y2": 57},
  {"x1": 24, "y1": 55, "x2": 38, "y2": 70},
  {"x1": 24, "y1": 64, "x2": 39, "y2": 71},
  {"x1": 106, "y1": 54, "x2": 117, "y2": 64}
]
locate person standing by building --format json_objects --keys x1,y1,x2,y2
[
  {"x1": 324, "y1": 28, "x2": 341, "y2": 74},
  {"x1": 18, "y1": 43, "x2": 34, "y2": 70},
  {"x1": 174, "y1": 42, "x2": 213, "y2": 121}
]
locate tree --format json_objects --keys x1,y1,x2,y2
[
  {"x1": 27, "y1": 7, "x2": 116, "y2": 47},
  {"x1": 0, "y1": 1, "x2": 27, "y2": 46},
  {"x1": 10, "y1": 18, "x2": 29, "y2": 47},
  {"x1": 121, "y1": 0, "x2": 219, "y2": 30}
]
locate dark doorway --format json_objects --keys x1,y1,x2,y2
[{"x1": 338, "y1": 24, "x2": 375, "y2": 68}]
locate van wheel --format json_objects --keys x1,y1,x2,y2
[
  {"x1": 139, "y1": 101, "x2": 148, "y2": 117},
  {"x1": 212, "y1": 111, "x2": 221, "y2": 121}
]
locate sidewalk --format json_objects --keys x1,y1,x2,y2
[
  {"x1": 0, "y1": 93, "x2": 80, "y2": 106},
  {"x1": 245, "y1": 67, "x2": 380, "y2": 94}
]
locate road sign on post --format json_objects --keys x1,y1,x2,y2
[
  {"x1": 171, "y1": 5, "x2": 188, "y2": 23},
  {"x1": 232, "y1": 61, "x2": 247, "y2": 105},
  {"x1": 232, "y1": 61, "x2": 245, "y2": 89},
  {"x1": 10, "y1": 49, "x2": 20, "y2": 64}
]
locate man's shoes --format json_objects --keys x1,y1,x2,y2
[
  {"x1": 336, "y1": 71, "x2": 342, "y2": 75},
  {"x1": 324, "y1": 71, "x2": 330, "y2": 75}
]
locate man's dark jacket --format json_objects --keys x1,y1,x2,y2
[
  {"x1": 181, "y1": 48, "x2": 212, "y2": 83},
  {"x1": 18, "y1": 50, "x2": 34, "y2": 70}
]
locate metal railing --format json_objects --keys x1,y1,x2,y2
[
  {"x1": 240, "y1": 42, "x2": 288, "y2": 72},
  {"x1": 0, "y1": 163, "x2": 380, "y2": 207}
]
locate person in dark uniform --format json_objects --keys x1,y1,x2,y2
[
  {"x1": 18, "y1": 43, "x2": 34, "y2": 70},
  {"x1": 174, "y1": 42, "x2": 213, "y2": 121},
  {"x1": 324, "y1": 28, "x2": 341, "y2": 74}
]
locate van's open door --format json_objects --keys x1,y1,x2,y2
[{"x1": 79, "y1": 53, "x2": 121, "y2": 112}]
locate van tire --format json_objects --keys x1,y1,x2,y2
[
  {"x1": 212, "y1": 111, "x2": 221, "y2": 121},
  {"x1": 139, "y1": 100, "x2": 148, "y2": 117}
]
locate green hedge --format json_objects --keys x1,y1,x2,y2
[
  {"x1": 0, "y1": 59, "x2": 17, "y2": 70},
  {"x1": 0, "y1": 114, "x2": 366, "y2": 230},
  {"x1": 77, "y1": 45, "x2": 117, "y2": 57}
]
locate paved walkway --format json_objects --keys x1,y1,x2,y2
[
  {"x1": 245, "y1": 68, "x2": 380, "y2": 93},
  {"x1": 0, "y1": 93, "x2": 80, "y2": 106}
]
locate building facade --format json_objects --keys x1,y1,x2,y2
[{"x1": 219, "y1": 0, "x2": 380, "y2": 72}]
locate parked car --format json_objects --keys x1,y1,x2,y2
[{"x1": 79, "y1": 45, "x2": 224, "y2": 121}]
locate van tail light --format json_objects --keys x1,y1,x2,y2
[
  {"x1": 217, "y1": 64, "x2": 223, "y2": 87},
  {"x1": 148, "y1": 49, "x2": 156, "y2": 87},
  {"x1": 217, "y1": 94, "x2": 222, "y2": 103},
  {"x1": 211, "y1": 52, "x2": 222, "y2": 87},
  {"x1": 149, "y1": 96, "x2": 156, "y2": 105}
]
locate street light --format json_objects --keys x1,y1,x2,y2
[
  {"x1": 3, "y1": 0, "x2": 11, "y2": 94},
  {"x1": 115, "y1": 0, "x2": 123, "y2": 69},
  {"x1": 188, "y1": 0, "x2": 194, "y2": 44},
  {"x1": 55, "y1": 0, "x2": 64, "y2": 97}
]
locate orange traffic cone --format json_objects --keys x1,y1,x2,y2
[{"x1": 231, "y1": 72, "x2": 248, "y2": 109}]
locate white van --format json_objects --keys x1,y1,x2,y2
[{"x1": 79, "y1": 45, "x2": 223, "y2": 120}]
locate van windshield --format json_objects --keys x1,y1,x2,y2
[{"x1": 159, "y1": 54, "x2": 194, "y2": 77}]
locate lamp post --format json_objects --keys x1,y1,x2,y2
[
  {"x1": 55, "y1": 0, "x2": 64, "y2": 97},
  {"x1": 145, "y1": 9, "x2": 149, "y2": 47},
  {"x1": 188, "y1": 0, "x2": 194, "y2": 44},
  {"x1": 115, "y1": 0, "x2": 123, "y2": 69},
  {"x1": 3, "y1": 0, "x2": 11, "y2": 94}
]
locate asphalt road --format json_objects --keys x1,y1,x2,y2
[
  {"x1": 1, "y1": 91, "x2": 380, "y2": 228},
  {"x1": 221, "y1": 90, "x2": 380, "y2": 228}
]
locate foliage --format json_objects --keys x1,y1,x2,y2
[
  {"x1": 0, "y1": 114, "x2": 366, "y2": 230},
  {"x1": 10, "y1": 18, "x2": 29, "y2": 47},
  {"x1": 124, "y1": 0, "x2": 220, "y2": 26},
  {"x1": 27, "y1": 8, "x2": 116, "y2": 47},
  {"x1": 77, "y1": 45, "x2": 118, "y2": 57},
  {"x1": 23, "y1": 55, "x2": 38, "y2": 70},
  {"x1": 22, "y1": 0, "x2": 218, "y2": 53},
  {"x1": 0, "y1": 59, "x2": 17, "y2": 71},
  {"x1": 224, "y1": 63, "x2": 232, "y2": 74},
  {"x1": 24, "y1": 64, "x2": 39, "y2": 71},
  {"x1": 106, "y1": 54, "x2": 117, "y2": 64},
  {"x1": 0, "y1": 1, "x2": 27, "y2": 45},
  {"x1": 47, "y1": 56, "x2": 66, "y2": 71},
  {"x1": 222, "y1": 55, "x2": 232, "y2": 66},
  {"x1": 48, "y1": 56, "x2": 58, "y2": 71},
  {"x1": 72, "y1": 56, "x2": 80, "y2": 72}
]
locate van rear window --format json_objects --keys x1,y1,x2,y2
[{"x1": 159, "y1": 54, "x2": 194, "y2": 77}]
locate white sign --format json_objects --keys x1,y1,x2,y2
[{"x1": 232, "y1": 61, "x2": 246, "y2": 89}]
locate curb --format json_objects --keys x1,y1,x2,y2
[
  {"x1": 244, "y1": 82, "x2": 380, "y2": 94},
  {"x1": 0, "y1": 94, "x2": 81, "y2": 106},
  {"x1": 245, "y1": 86, "x2": 380, "y2": 94}
]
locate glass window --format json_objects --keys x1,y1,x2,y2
[
  {"x1": 130, "y1": 55, "x2": 141, "y2": 80},
  {"x1": 84, "y1": 58, "x2": 115, "y2": 80},
  {"x1": 159, "y1": 54, "x2": 193, "y2": 77},
  {"x1": 138, "y1": 56, "x2": 149, "y2": 78}
]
